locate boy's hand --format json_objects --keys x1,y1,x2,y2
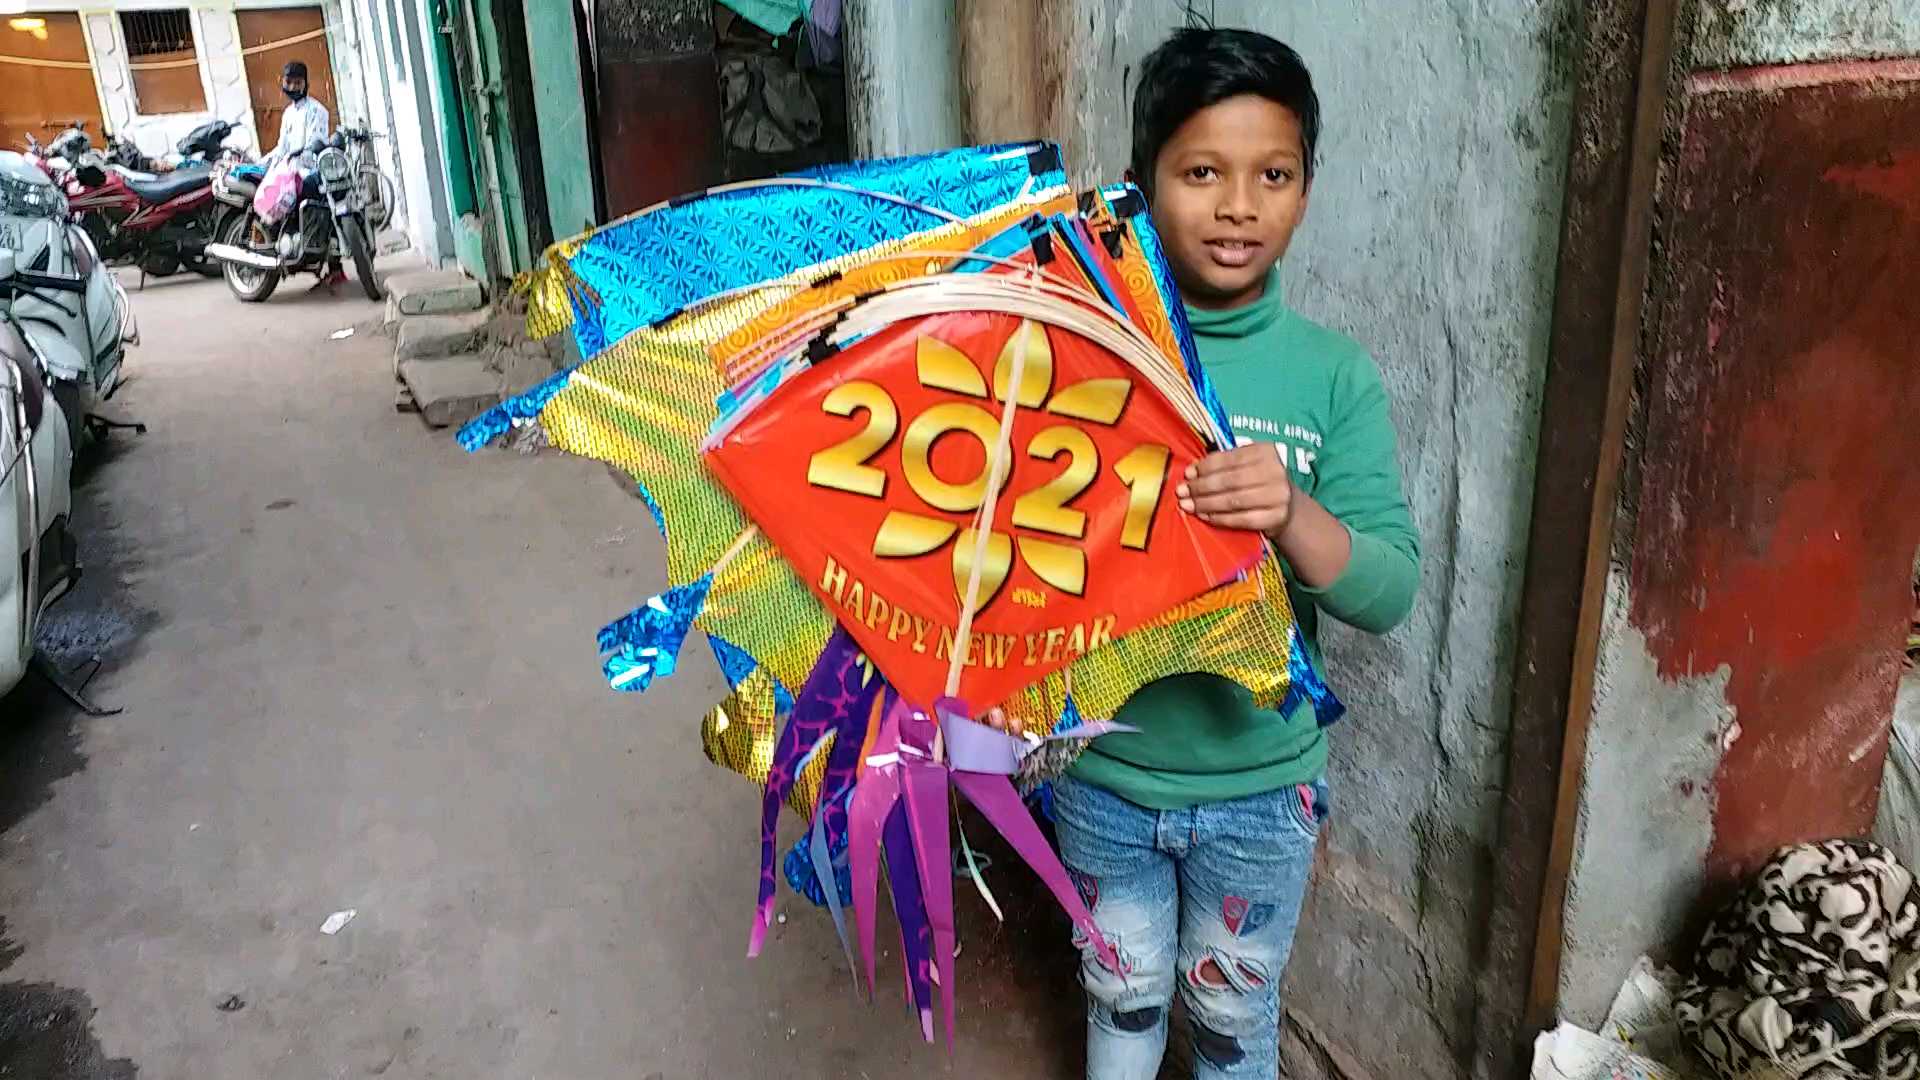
[
  {"x1": 1177, "y1": 444, "x2": 1295, "y2": 539},
  {"x1": 980, "y1": 708, "x2": 1024, "y2": 737}
]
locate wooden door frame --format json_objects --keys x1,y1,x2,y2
[
  {"x1": 1471, "y1": 0, "x2": 1682, "y2": 1076},
  {"x1": 0, "y1": 12, "x2": 106, "y2": 152},
  {"x1": 236, "y1": 5, "x2": 340, "y2": 155}
]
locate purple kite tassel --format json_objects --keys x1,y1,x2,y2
[
  {"x1": 845, "y1": 693, "x2": 905, "y2": 996},
  {"x1": 847, "y1": 765, "x2": 898, "y2": 996},
  {"x1": 882, "y1": 801, "x2": 936, "y2": 1042},
  {"x1": 797, "y1": 651, "x2": 884, "y2": 902},
  {"x1": 749, "y1": 630, "x2": 869, "y2": 957},
  {"x1": 953, "y1": 770, "x2": 1119, "y2": 974},
  {"x1": 901, "y1": 757, "x2": 957, "y2": 1049}
]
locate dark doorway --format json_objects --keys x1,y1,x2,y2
[{"x1": 590, "y1": 0, "x2": 849, "y2": 218}]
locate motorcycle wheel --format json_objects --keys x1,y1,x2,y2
[
  {"x1": 139, "y1": 251, "x2": 182, "y2": 277},
  {"x1": 221, "y1": 213, "x2": 280, "y2": 303},
  {"x1": 357, "y1": 167, "x2": 396, "y2": 233},
  {"x1": 338, "y1": 214, "x2": 383, "y2": 302}
]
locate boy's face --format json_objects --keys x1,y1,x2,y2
[{"x1": 1149, "y1": 94, "x2": 1310, "y2": 310}]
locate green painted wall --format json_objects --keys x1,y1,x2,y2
[
  {"x1": 426, "y1": 0, "x2": 485, "y2": 281},
  {"x1": 464, "y1": 0, "x2": 533, "y2": 273},
  {"x1": 524, "y1": 0, "x2": 597, "y2": 242}
]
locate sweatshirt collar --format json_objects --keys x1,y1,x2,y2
[{"x1": 1184, "y1": 268, "x2": 1285, "y2": 340}]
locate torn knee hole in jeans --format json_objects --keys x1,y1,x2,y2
[{"x1": 1186, "y1": 947, "x2": 1269, "y2": 994}]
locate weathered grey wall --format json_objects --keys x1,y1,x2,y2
[
  {"x1": 1052, "y1": 2, "x2": 1578, "y2": 1075},
  {"x1": 1557, "y1": 571, "x2": 1727, "y2": 1023},
  {"x1": 1692, "y1": 0, "x2": 1920, "y2": 68},
  {"x1": 844, "y1": 0, "x2": 965, "y2": 158},
  {"x1": 1555, "y1": 0, "x2": 1920, "y2": 1027}
]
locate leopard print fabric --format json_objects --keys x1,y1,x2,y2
[{"x1": 1678, "y1": 840, "x2": 1920, "y2": 1079}]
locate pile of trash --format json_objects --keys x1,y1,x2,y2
[
  {"x1": 1533, "y1": 957, "x2": 1709, "y2": 1080},
  {"x1": 1538, "y1": 839, "x2": 1920, "y2": 1080}
]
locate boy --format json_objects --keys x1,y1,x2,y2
[{"x1": 1049, "y1": 28, "x2": 1420, "y2": 1080}]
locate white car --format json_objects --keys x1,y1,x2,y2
[{"x1": 0, "y1": 294, "x2": 75, "y2": 698}]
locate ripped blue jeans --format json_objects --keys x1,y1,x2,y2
[{"x1": 1052, "y1": 774, "x2": 1327, "y2": 1080}]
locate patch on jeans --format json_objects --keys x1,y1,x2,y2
[
  {"x1": 1111, "y1": 1005, "x2": 1162, "y2": 1033},
  {"x1": 1193, "y1": 1023, "x2": 1248, "y2": 1068},
  {"x1": 1068, "y1": 867, "x2": 1099, "y2": 912},
  {"x1": 1222, "y1": 895, "x2": 1275, "y2": 937}
]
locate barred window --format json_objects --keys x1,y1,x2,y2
[{"x1": 121, "y1": 9, "x2": 206, "y2": 114}]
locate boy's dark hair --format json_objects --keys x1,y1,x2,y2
[
  {"x1": 282, "y1": 60, "x2": 308, "y2": 81},
  {"x1": 1130, "y1": 29, "x2": 1321, "y2": 193}
]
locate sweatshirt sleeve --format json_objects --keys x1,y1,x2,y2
[{"x1": 1295, "y1": 353, "x2": 1421, "y2": 634}]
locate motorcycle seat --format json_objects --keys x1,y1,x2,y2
[
  {"x1": 222, "y1": 173, "x2": 259, "y2": 199},
  {"x1": 124, "y1": 165, "x2": 211, "y2": 203}
]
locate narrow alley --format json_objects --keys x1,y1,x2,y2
[{"x1": 0, "y1": 268, "x2": 1078, "y2": 1078}]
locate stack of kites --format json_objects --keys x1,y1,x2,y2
[{"x1": 460, "y1": 142, "x2": 1342, "y2": 1045}]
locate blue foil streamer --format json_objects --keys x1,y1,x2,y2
[
  {"x1": 784, "y1": 802, "x2": 854, "y2": 908},
  {"x1": 1054, "y1": 693, "x2": 1087, "y2": 734},
  {"x1": 596, "y1": 575, "x2": 713, "y2": 693},
  {"x1": 635, "y1": 482, "x2": 667, "y2": 538},
  {"x1": 1279, "y1": 624, "x2": 1347, "y2": 728},
  {"x1": 457, "y1": 368, "x2": 573, "y2": 451},
  {"x1": 707, "y1": 634, "x2": 759, "y2": 689}
]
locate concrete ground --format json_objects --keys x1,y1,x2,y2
[{"x1": 0, "y1": 264, "x2": 1084, "y2": 1078}]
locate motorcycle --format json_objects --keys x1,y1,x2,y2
[
  {"x1": 102, "y1": 120, "x2": 246, "y2": 180},
  {"x1": 0, "y1": 265, "x2": 77, "y2": 702},
  {"x1": 64, "y1": 131, "x2": 223, "y2": 279},
  {"x1": 0, "y1": 151, "x2": 136, "y2": 445},
  {"x1": 205, "y1": 134, "x2": 383, "y2": 303}
]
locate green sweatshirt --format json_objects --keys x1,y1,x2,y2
[{"x1": 1068, "y1": 276, "x2": 1421, "y2": 809}]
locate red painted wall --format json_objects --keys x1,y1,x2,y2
[
  {"x1": 593, "y1": 0, "x2": 723, "y2": 218},
  {"x1": 1631, "y1": 63, "x2": 1920, "y2": 895}
]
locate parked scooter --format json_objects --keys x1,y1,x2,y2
[
  {"x1": 0, "y1": 255, "x2": 78, "y2": 702},
  {"x1": 205, "y1": 134, "x2": 383, "y2": 302},
  {"x1": 0, "y1": 152, "x2": 137, "y2": 445},
  {"x1": 169, "y1": 119, "x2": 247, "y2": 170}
]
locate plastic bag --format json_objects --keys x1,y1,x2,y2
[{"x1": 253, "y1": 161, "x2": 300, "y2": 226}]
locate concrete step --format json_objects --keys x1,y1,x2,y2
[
  {"x1": 395, "y1": 309, "x2": 492, "y2": 365},
  {"x1": 384, "y1": 268, "x2": 484, "y2": 322},
  {"x1": 399, "y1": 358, "x2": 498, "y2": 428}
]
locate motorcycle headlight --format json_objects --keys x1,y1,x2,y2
[{"x1": 318, "y1": 150, "x2": 350, "y2": 184}]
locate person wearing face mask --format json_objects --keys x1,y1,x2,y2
[
  {"x1": 264, "y1": 60, "x2": 330, "y2": 172},
  {"x1": 263, "y1": 60, "x2": 346, "y2": 290}
]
